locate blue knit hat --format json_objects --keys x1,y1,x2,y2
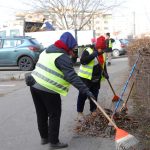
[{"x1": 59, "y1": 32, "x2": 77, "y2": 50}]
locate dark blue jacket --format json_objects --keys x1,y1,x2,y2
[{"x1": 33, "y1": 45, "x2": 90, "y2": 95}]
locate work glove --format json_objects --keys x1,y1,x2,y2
[
  {"x1": 86, "y1": 91, "x2": 96, "y2": 100},
  {"x1": 102, "y1": 71, "x2": 109, "y2": 80},
  {"x1": 25, "y1": 73, "x2": 36, "y2": 86}
]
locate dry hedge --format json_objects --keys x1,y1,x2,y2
[{"x1": 127, "y1": 38, "x2": 150, "y2": 149}]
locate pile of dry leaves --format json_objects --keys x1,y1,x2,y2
[{"x1": 74, "y1": 109, "x2": 139, "y2": 137}]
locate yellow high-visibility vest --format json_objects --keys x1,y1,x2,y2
[
  {"x1": 109, "y1": 39, "x2": 113, "y2": 48},
  {"x1": 78, "y1": 47, "x2": 97, "y2": 80},
  {"x1": 32, "y1": 51, "x2": 70, "y2": 96}
]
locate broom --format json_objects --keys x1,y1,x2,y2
[
  {"x1": 89, "y1": 97, "x2": 139, "y2": 149},
  {"x1": 95, "y1": 36, "x2": 121, "y2": 103},
  {"x1": 96, "y1": 56, "x2": 121, "y2": 102},
  {"x1": 107, "y1": 78, "x2": 121, "y2": 102}
]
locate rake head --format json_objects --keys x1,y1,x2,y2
[{"x1": 120, "y1": 106, "x2": 128, "y2": 115}]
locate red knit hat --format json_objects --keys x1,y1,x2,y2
[{"x1": 96, "y1": 36, "x2": 106, "y2": 50}]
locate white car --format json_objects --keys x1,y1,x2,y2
[{"x1": 112, "y1": 39, "x2": 127, "y2": 57}]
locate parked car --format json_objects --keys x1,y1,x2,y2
[
  {"x1": 120, "y1": 39, "x2": 129, "y2": 46},
  {"x1": 0, "y1": 36, "x2": 44, "y2": 71},
  {"x1": 112, "y1": 39, "x2": 127, "y2": 57}
]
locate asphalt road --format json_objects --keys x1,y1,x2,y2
[{"x1": 0, "y1": 57, "x2": 129, "y2": 150}]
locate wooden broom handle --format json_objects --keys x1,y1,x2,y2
[
  {"x1": 107, "y1": 79, "x2": 116, "y2": 95},
  {"x1": 96, "y1": 56, "x2": 116, "y2": 95},
  {"x1": 90, "y1": 97, "x2": 118, "y2": 129}
]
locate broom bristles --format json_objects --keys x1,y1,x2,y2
[
  {"x1": 116, "y1": 134, "x2": 139, "y2": 150},
  {"x1": 112, "y1": 95, "x2": 119, "y2": 101}
]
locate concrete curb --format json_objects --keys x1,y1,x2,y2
[
  {"x1": 0, "y1": 71, "x2": 30, "y2": 81},
  {"x1": 0, "y1": 56, "x2": 127, "y2": 81}
]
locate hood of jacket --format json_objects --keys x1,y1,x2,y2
[{"x1": 46, "y1": 32, "x2": 77, "y2": 55}]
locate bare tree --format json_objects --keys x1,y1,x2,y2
[{"x1": 23, "y1": 0, "x2": 123, "y2": 30}]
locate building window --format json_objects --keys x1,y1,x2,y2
[
  {"x1": 104, "y1": 27, "x2": 108, "y2": 30},
  {"x1": 95, "y1": 21, "x2": 99, "y2": 24},
  {"x1": 103, "y1": 14, "x2": 112, "y2": 19},
  {"x1": 96, "y1": 27, "x2": 100, "y2": 30},
  {"x1": 0, "y1": 31, "x2": 6, "y2": 37},
  {"x1": 10, "y1": 29, "x2": 20, "y2": 36}
]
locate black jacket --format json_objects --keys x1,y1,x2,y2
[
  {"x1": 79, "y1": 47, "x2": 108, "y2": 89},
  {"x1": 32, "y1": 45, "x2": 90, "y2": 95}
]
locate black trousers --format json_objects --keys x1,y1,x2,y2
[
  {"x1": 77, "y1": 86, "x2": 99, "y2": 113},
  {"x1": 30, "y1": 87, "x2": 61, "y2": 144}
]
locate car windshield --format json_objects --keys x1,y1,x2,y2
[{"x1": 120, "y1": 39, "x2": 129, "y2": 45}]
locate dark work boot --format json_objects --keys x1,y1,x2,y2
[
  {"x1": 49, "y1": 142, "x2": 68, "y2": 149},
  {"x1": 41, "y1": 138, "x2": 49, "y2": 145},
  {"x1": 107, "y1": 62, "x2": 111, "y2": 66}
]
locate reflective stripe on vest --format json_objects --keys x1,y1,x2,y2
[
  {"x1": 78, "y1": 47, "x2": 96, "y2": 80},
  {"x1": 32, "y1": 51, "x2": 70, "y2": 96},
  {"x1": 109, "y1": 39, "x2": 113, "y2": 48}
]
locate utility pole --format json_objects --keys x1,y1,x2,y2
[{"x1": 133, "y1": 11, "x2": 136, "y2": 38}]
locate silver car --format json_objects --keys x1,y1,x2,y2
[{"x1": 112, "y1": 39, "x2": 127, "y2": 57}]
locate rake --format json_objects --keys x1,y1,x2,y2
[
  {"x1": 89, "y1": 97, "x2": 139, "y2": 150},
  {"x1": 111, "y1": 51, "x2": 142, "y2": 117},
  {"x1": 120, "y1": 82, "x2": 135, "y2": 113},
  {"x1": 120, "y1": 54, "x2": 144, "y2": 114}
]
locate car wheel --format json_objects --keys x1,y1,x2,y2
[
  {"x1": 18, "y1": 56, "x2": 34, "y2": 71},
  {"x1": 112, "y1": 49, "x2": 120, "y2": 57}
]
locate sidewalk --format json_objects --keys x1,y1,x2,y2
[{"x1": 0, "y1": 70, "x2": 29, "y2": 81}]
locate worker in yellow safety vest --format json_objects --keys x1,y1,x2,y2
[
  {"x1": 25, "y1": 32, "x2": 95, "y2": 150},
  {"x1": 77, "y1": 35, "x2": 109, "y2": 121},
  {"x1": 105, "y1": 32, "x2": 115, "y2": 66}
]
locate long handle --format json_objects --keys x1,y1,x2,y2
[
  {"x1": 124, "y1": 82, "x2": 134, "y2": 106},
  {"x1": 96, "y1": 56, "x2": 117, "y2": 96},
  {"x1": 89, "y1": 97, "x2": 118, "y2": 129},
  {"x1": 112, "y1": 53, "x2": 141, "y2": 115},
  {"x1": 107, "y1": 79, "x2": 116, "y2": 95},
  {"x1": 121, "y1": 54, "x2": 144, "y2": 109},
  {"x1": 120, "y1": 82, "x2": 134, "y2": 112}
]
